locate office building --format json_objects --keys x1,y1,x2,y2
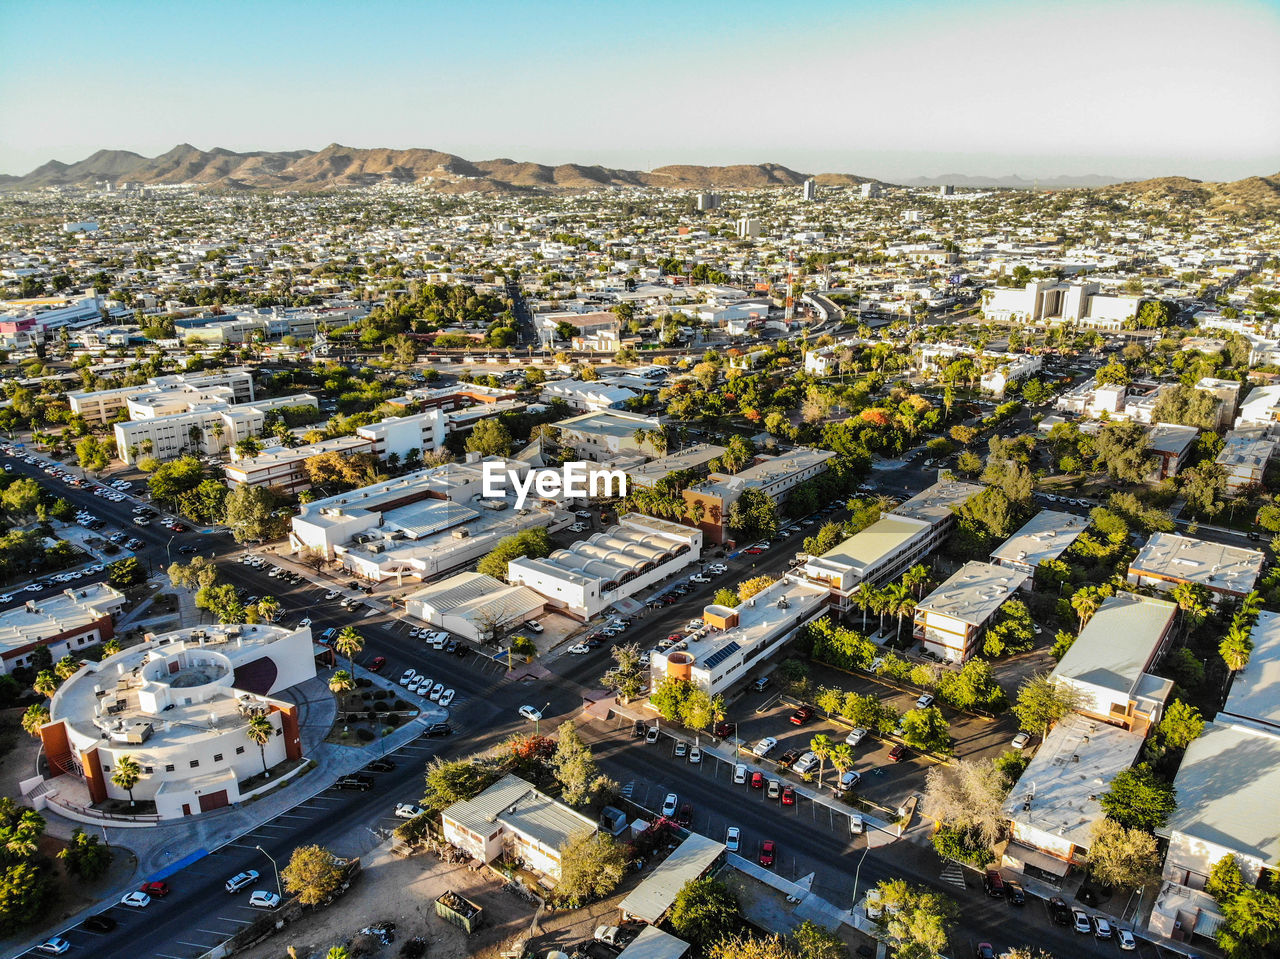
[
  {"x1": 1128, "y1": 532, "x2": 1264, "y2": 602},
  {"x1": 982, "y1": 280, "x2": 1140, "y2": 330},
  {"x1": 682, "y1": 449, "x2": 835, "y2": 544},
  {"x1": 114, "y1": 393, "x2": 317, "y2": 466},
  {"x1": 0, "y1": 585, "x2": 127, "y2": 675},
  {"x1": 735, "y1": 217, "x2": 760, "y2": 239},
  {"x1": 802, "y1": 179, "x2": 818, "y2": 201},
  {"x1": 69, "y1": 369, "x2": 256, "y2": 424},
  {"x1": 405, "y1": 572, "x2": 545, "y2": 643}
]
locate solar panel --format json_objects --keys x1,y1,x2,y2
[{"x1": 702, "y1": 642, "x2": 741, "y2": 670}]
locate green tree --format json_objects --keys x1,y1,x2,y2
[
  {"x1": 899, "y1": 706, "x2": 951, "y2": 755},
  {"x1": 1099, "y1": 763, "x2": 1176, "y2": 831},
  {"x1": 727, "y1": 486, "x2": 778, "y2": 541},
  {"x1": 601, "y1": 643, "x2": 646, "y2": 701},
  {"x1": 282, "y1": 844, "x2": 345, "y2": 906},
  {"x1": 224, "y1": 483, "x2": 281, "y2": 543},
  {"x1": 476, "y1": 527, "x2": 553, "y2": 579},
  {"x1": 421, "y1": 757, "x2": 495, "y2": 815},
  {"x1": 874, "y1": 879, "x2": 957, "y2": 959},
  {"x1": 57, "y1": 827, "x2": 114, "y2": 880},
  {"x1": 1012, "y1": 673, "x2": 1085, "y2": 737},
  {"x1": 551, "y1": 721, "x2": 601, "y2": 805},
  {"x1": 1086, "y1": 819, "x2": 1160, "y2": 888},
  {"x1": 111, "y1": 754, "x2": 142, "y2": 806},
  {"x1": 20, "y1": 704, "x2": 49, "y2": 738},
  {"x1": 245, "y1": 713, "x2": 274, "y2": 776},
  {"x1": 670, "y1": 876, "x2": 742, "y2": 950},
  {"x1": 0, "y1": 478, "x2": 41, "y2": 519},
  {"x1": 334, "y1": 626, "x2": 363, "y2": 676},
  {"x1": 554, "y1": 830, "x2": 627, "y2": 906},
  {"x1": 107, "y1": 556, "x2": 145, "y2": 589},
  {"x1": 465, "y1": 418, "x2": 513, "y2": 457},
  {"x1": 1154, "y1": 699, "x2": 1205, "y2": 753},
  {"x1": 32, "y1": 670, "x2": 58, "y2": 699}
]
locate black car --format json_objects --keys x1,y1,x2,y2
[
  {"x1": 335, "y1": 774, "x2": 374, "y2": 791},
  {"x1": 1049, "y1": 896, "x2": 1072, "y2": 926},
  {"x1": 84, "y1": 913, "x2": 118, "y2": 932},
  {"x1": 365, "y1": 758, "x2": 396, "y2": 773},
  {"x1": 425, "y1": 722, "x2": 453, "y2": 737},
  {"x1": 1005, "y1": 879, "x2": 1026, "y2": 905},
  {"x1": 677, "y1": 802, "x2": 693, "y2": 827},
  {"x1": 632, "y1": 719, "x2": 647, "y2": 738}
]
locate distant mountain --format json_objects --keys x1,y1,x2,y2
[
  {"x1": 1102, "y1": 172, "x2": 1280, "y2": 211},
  {"x1": 0, "y1": 144, "x2": 832, "y2": 194},
  {"x1": 897, "y1": 173, "x2": 1128, "y2": 188}
]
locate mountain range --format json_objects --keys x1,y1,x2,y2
[{"x1": 0, "y1": 144, "x2": 1276, "y2": 210}]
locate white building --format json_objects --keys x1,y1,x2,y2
[
  {"x1": 404, "y1": 572, "x2": 545, "y2": 642},
  {"x1": 982, "y1": 280, "x2": 1140, "y2": 329},
  {"x1": 989, "y1": 510, "x2": 1088, "y2": 582},
  {"x1": 39, "y1": 623, "x2": 315, "y2": 819},
  {"x1": 1215, "y1": 430, "x2": 1276, "y2": 494},
  {"x1": 114, "y1": 393, "x2": 318, "y2": 466},
  {"x1": 1128, "y1": 532, "x2": 1264, "y2": 602},
  {"x1": 508, "y1": 514, "x2": 701, "y2": 620},
  {"x1": 69, "y1": 369, "x2": 256, "y2": 424},
  {"x1": 0, "y1": 584, "x2": 127, "y2": 675},
  {"x1": 540, "y1": 380, "x2": 639, "y2": 412},
  {"x1": 913, "y1": 561, "x2": 1026, "y2": 662}
]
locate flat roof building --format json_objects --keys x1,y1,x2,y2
[
  {"x1": 891, "y1": 479, "x2": 983, "y2": 526},
  {"x1": 1215, "y1": 430, "x2": 1276, "y2": 494},
  {"x1": 556, "y1": 410, "x2": 663, "y2": 461},
  {"x1": 801, "y1": 514, "x2": 935, "y2": 610},
  {"x1": 1219, "y1": 608, "x2": 1280, "y2": 735},
  {"x1": 0, "y1": 584, "x2": 126, "y2": 675},
  {"x1": 989, "y1": 509, "x2": 1088, "y2": 581},
  {"x1": 649, "y1": 575, "x2": 830, "y2": 696},
  {"x1": 69, "y1": 368, "x2": 255, "y2": 423},
  {"x1": 1145, "y1": 423, "x2": 1199, "y2": 481},
  {"x1": 40, "y1": 622, "x2": 315, "y2": 820},
  {"x1": 619, "y1": 833, "x2": 725, "y2": 924},
  {"x1": 1050, "y1": 591, "x2": 1175, "y2": 732},
  {"x1": 1002, "y1": 713, "x2": 1147, "y2": 875},
  {"x1": 442, "y1": 774, "x2": 597, "y2": 881},
  {"x1": 1128, "y1": 532, "x2": 1264, "y2": 601},
  {"x1": 913, "y1": 561, "x2": 1026, "y2": 662},
  {"x1": 683, "y1": 449, "x2": 836, "y2": 544},
  {"x1": 404, "y1": 572, "x2": 546, "y2": 643}
]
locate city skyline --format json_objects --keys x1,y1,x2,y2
[{"x1": 2, "y1": 0, "x2": 1278, "y2": 181}]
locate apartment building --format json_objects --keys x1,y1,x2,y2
[
  {"x1": 1146, "y1": 423, "x2": 1199, "y2": 481},
  {"x1": 0, "y1": 584, "x2": 126, "y2": 675},
  {"x1": 1128, "y1": 532, "x2": 1264, "y2": 602},
  {"x1": 555, "y1": 410, "x2": 663, "y2": 461},
  {"x1": 682, "y1": 449, "x2": 836, "y2": 544},
  {"x1": 1049, "y1": 591, "x2": 1176, "y2": 732},
  {"x1": 912, "y1": 561, "x2": 1026, "y2": 662},
  {"x1": 802, "y1": 514, "x2": 936, "y2": 611},
  {"x1": 114, "y1": 393, "x2": 317, "y2": 465},
  {"x1": 1216, "y1": 429, "x2": 1276, "y2": 493},
  {"x1": 539, "y1": 380, "x2": 639, "y2": 412},
  {"x1": 989, "y1": 510, "x2": 1088, "y2": 582}
]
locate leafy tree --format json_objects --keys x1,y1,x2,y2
[
  {"x1": 554, "y1": 830, "x2": 627, "y2": 905},
  {"x1": 727, "y1": 486, "x2": 778, "y2": 541},
  {"x1": 1218, "y1": 887, "x2": 1280, "y2": 959},
  {"x1": 282, "y1": 844, "x2": 344, "y2": 906},
  {"x1": 737, "y1": 575, "x2": 776, "y2": 602},
  {"x1": 602, "y1": 643, "x2": 646, "y2": 701},
  {"x1": 107, "y1": 556, "x2": 145, "y2": 589},
  {"x1": 551, "y1": 721, "x2": 602, "y2": 805},
  {"x1": 992, "y1": 749, "x2": 1030, "y2": 785},
  {"x1": 982, "y1": 599, "x2": 1034, "y2": 657},
  {"x1": 1207, "y1": 853, "x2": 1247, "y2": 902},
  {"x1": 650, "y1": 677, "x2": 694, "y2": 723},
  {"x1": 1095, "y1": 361, "x2": 1131, "y2": 386},
  {"x1": 1181, "y1": 462, "x2": 1227, "y2": 519},
  {"x1": 224, "y1": 484, "x2": 282, "y2": 543},
  {"x1": 75, "y1": 436, "x2": 112, "y2": 473},
  {"x1": 899, "y1": 706, "x2": 951, "y2": 755},
  {"x1": 0, "y1": 860, "x2": 55, "y2": 934},
  {"x1": 1087, "y1": 819, "x2": 1160, "y2": 888},
  {"x1": 476, "y1": 527, "x2": 553, "y2": 579},
  {"x1": 465, "y1": 418, "x2": 513, "y2": 457},
  {"x1": 1093, "y1": 422, "x2": 1155, "y2": 484},
  {"x1": 57, "y1": 827, "x2": 114, "y2": 880},
  {"x1": 1013, "y1": 673, "x2": 1085, "y2": 737},
  {"x1": 0, "y1": 478, "x2": 41, "y2": 519},
  {"x1": 1151, "y1": 384, "x2": 1221, "y2": 429},
  {"x1": 712, "y1": 587, "x2": 740, "y2": 608},
  {"x1": 1153, "y1": 699, "x2": 1204, "y2": 753},
  {"x1": 670, "y1": 876, "x2": 742, "y2": 950},
  {"x1": 874, "y1": 879, "x2": 957, "y2": 959},
  {"x1": 422, "y1": 758, "x2": 495, "y2": 815},
  {"x1": 1099, "y1": 763, "x2": 1176, "y2": 831},
  {"x1": 922, "y1": 758, "x2": 1010, "y2": 849},
  {"x1": 20, "y1": 704, "x2": 49, "y2": 738},
  {"x1": 167, "y1": 556, "x2": 219, "y2": 592}
]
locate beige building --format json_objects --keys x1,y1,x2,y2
[{"x1": 912, "y1": 561, "x2": 1025, "y2": 662}]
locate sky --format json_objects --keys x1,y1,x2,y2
[{"x1": 2, "y1": 0, "x2": 1279, "y2": 181}]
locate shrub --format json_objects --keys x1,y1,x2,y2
[{"x1": 356, "y1": 728, "x2": 375, "y2": 742}]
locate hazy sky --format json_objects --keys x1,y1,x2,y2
[{"x1": 2, "y1": 0, "x2": 1279, "y2": 180}]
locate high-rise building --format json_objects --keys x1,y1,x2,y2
[
  {"x1": 939, "y1": 184, "x2": 955, "y2": 196},
  {"x1": 860, "y1": 182, "x2": 882, "y2": 199},
  {"x1": 735, "y1": 216, "x2": 760, "y2": 239},
  {"x1": 802, "y1": 179, "x2": 818, "y2": 201},
  {"x1": 695, "y1": 191, "x2": 721, "y2": 211}
]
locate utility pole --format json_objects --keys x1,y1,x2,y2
[{"x1": 256, "y1": 845, "x2": 282, "y2": 899}]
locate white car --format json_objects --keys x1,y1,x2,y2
[
  {"x1": 412, "y1": 676, "x2": 432, "y2": 695},
  {"x1": 661, "y1": 792, "x2": 678, "y2": 817},
  {"x1": 1117, "y1": 929, "x2": 1137, "y2": 951},
  {"x1": 688, "y1": 746, "x2": 702, "y2": 764},
  {"x1": 568, "y1": 523, "x2": 587, "y2": 533},
  {"x1": 399, "y1": 669, "x2": 417, "y2": 687},
  {"x1": 36, "y1": 938, "x2": 71, "y2": 955},
  {"x1": 395, "y1": 803, "x2": 426, "y2": 819},
  {"x1": 324, "y1": 590, "x2": 338, "y2": 600},
  {"x1": 686, "y1": 619, "x2": 704, "y2": 630},
  {"x1": 752, "y1": 737, "x2": 778, "y2": 758},
  {"x1": 298, "y1": 617, "x2": 312, "y2": 628},
  {"x1": 439, "y1": 688, "x2": 455, "y2": 707},
  {"x1": 225, "y1": 870, "x2": 259, "y2": 893},
  {"x1": 915, "y1": 693, "x2": 935, "y2": 710},
  {"x1": 1012, "y1": 731, "x2": 1032, "y2": 749},
  {"x1": 523, "y1": 620, "x2": 544, "y2": 633},
  {"x1": 792, "y1": 751, "x2": 818, "y2": 774},
  {"x1": 120, "y1": 890, "x2": 151, "y2": 908},
  {"x1": 519, "y1": 705, "x2": 542, "y2": 722},
  {"x1": 566, "y1": 644, "x2": 590, "y2": 655},
  {"x1": 248, "y1": 890, "x2": 280, "y2": 909},
  {"x1": 690, "y1": 574, "x2": 711, "y2": 583},
  {"x1": 844, "y1": 727, "x2": 867, "y2": 746},
  {"x1": 428, "y1": 683, "x2": 444, "y2": 701},
  {"x1": 725, "y1": 826, "x2": 740, "y2": 852}
]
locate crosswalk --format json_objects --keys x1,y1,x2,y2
[{"x1": 939, "y1": 861, "x2": 967, "y2": 889}]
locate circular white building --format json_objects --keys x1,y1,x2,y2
[{"x1": 41, "y1": 622, "x2": 317, "y2": 819}]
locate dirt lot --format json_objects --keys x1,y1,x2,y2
[{"x1": 235, "y1": 841, "x2": 635, "y2": 959}]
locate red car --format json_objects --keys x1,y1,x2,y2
[
  {"x1": 789, "y1": 705, "x2": 815, "y2": 725},
  {"x1": 744, "y1": 547, "x2": 763, "y2": 555},
  {"x1": 889, "y1": 743, "x2": 908, "y2": 762},
  {"x1": 781, "y1": 786, "x2": 795, "y2": 806},
  {"x1": 758, "y1": 840, "x2": 776, "y2": 867},
  {"x1": 140, "y1": 881, "x2": 170, "y2": 898},
  {"x1": 369, "y1": 656, "x2": 386, "y2": 672},
  {"x1": 750, "y1": 771, "x2": 765, "y2": 789},
  {"x1": 713, "y1": 722, "x2": 732, "y2": 738}
]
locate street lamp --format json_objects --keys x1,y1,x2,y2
[
  {"x1": 536, "y1": 701, "x2": 550, "y2": 737},
  {"x1": 851, "y1": 835, "x2": 871, "y2": 909},
  {"x1": 256, "y1": 845, "x2": 281, "y2": 899}
]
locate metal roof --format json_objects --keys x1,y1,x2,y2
[
  {"x1": 1051, "y1": 591, "x2": 1175, "y2": 700},
  {"x1": 619, "y1": 833, "x2": 725, "y2": 924},
  {"x1": 442, "y1": 774, "x2": 597, "y2": 854}
]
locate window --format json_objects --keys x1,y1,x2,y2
[
  {"x1": 144, "y1": 766, "x2": 154, "y2": 774},
  {"x1": 213, "y1": 753, "x2": 223, "y2": 762},
  {"x1": 235, "y1": 745, "x2": 245, "y2": 755},
  {"x1": 275, "y1": 727, "x2": 283, "y2": 736},
  {"x1": 189, "y1": 760, "x2": 199, "y2": 768},
  {"x1": 165, "y1": 764, "x2": 175, "y2": 772}
]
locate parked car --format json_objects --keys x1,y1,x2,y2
[
  {"x1": 752, "y1": 737, "x2": 778, "y2": 757},
  {"x1": 369, "y1": 656, "x2": 386, "y2": 672},
  {"x1": 395, "y1": 803, "x2": 426, "y2": 819},
  {"x1": 120, "y1": 891, "x2": 151, "y2": 908},
  {"x1": 849, "y1": 813, "x2": 865, "y2": 835},
  {"x1": 677, "y1": 803, "x2": 692, "y2": 826},
  {"x1": 975, "y1": 944, "x2": 996, "y2": 959},
  {"x1": 336, "y1": 775, "x2": 374, "y2": 791},
  {"x1": 688, "y1": 746, "x2": 702, "y2": 764},
  {"x1": 35, "y1": 938, "x2": 71, "y2": 955},
  {"x1": 1072, "y1": 908, "x2": 1093, "y2": 934},
  {"x1": 140, "y1": 880, "x2": 170, "y2": 897},
  {"x1": 758, "y1": 840, "x2": 776, "y2": 867},
  {"x1": 518, "y1": 705, "x2": 542, "y2": 722},
  {"x1": 1004, "y1": 878, "x2": 1025, "y2": 905},
  {"x1": 983, "y1": 870, "x2": 1004, "y2": 898},
  {"x1": 838, "y1": 770, "x2": 862, "y2": 792},
  {"x1": 661, "y1": 793, "x2": 678, "y2": 817},
  {"x1": 733, "y1": 763, "x2": 747, "y2": 784},
  {"x1": 226, "y1": 870, "x2": 260, "y2": 894},
  {"x1": 1117, "y1": 929, "x2": 1137, "y2": 951},
  {"x1": 365, "y1": 758, "x2": 395, "y2": 773},
  {"x1": 1011, "y1": 731, "x2": 1032, "y2": 749},
  {"x1": 726, "y1": 826, "x2": 740, "y2": 852},
  {"x1": 249, "y1": 890, "x2": 281, "y2": 909},
  {"x1": 1093, "y1": 917, "x2": 1114, "y2": 940},
  {"x1": 425, "y1": 722, "x2": 453, "y2": 737},
  {"x1": 915, "y1": 693, "x2": 935, "y2": 709},
  {"x1": 1049, "y1": 896, "x2": 1072, "y2": 926},
  {"x1": 750, "y1": 771, "x2": 765, "y2": 789},
  {"x1": 439, "y1": 688, "x2": 455, "y2": 706},
  {"x1": 566, "y1": 644, "x2": 590, "y2": 655},
  {"x1": 646, "y1": 726, "x2": 659, "y2": 744},
  {"x1": 83, "y1": 914, "x2": 117, "y2": 933},
  {"x1": 844, "y1": 727, "x2": 867, "y2": 746},
  {"x1": 888, "y1": 744, "x2": 908, "y2": 762},
  {"x1": 792, "y1": 751, "x2": 819, "y2": 775},
  {"x1": 781, "y1": 785, "x2": 795, "y2": 805},
  {"x1": 789, "y1": 704, "x2": 815, "y2": 725},
  {"x1": 766, "y1": 779, "x2": 782, "y2": 800}
]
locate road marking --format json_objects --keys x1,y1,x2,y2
[
  {"x1": 272, "y1": 813, "x2": 312, "y2": 820},
  {"x1": 224, "y1": 842, "x2": 261, "y2": 850},
  {"x1": 177, "y1": 940, "x2": 217, "y2": 948}
]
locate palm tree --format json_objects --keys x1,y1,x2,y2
[
  {"x1": 256, "y1": 596, "x2": 282, "y2": 623},
  {"x1": 810, "y1": 733, "x2": 832, "y2": 790},
  {"x1": 33, "y1": 670, "x2": 59, "y2": 699},
  {"x1": 21, "y1": 704, "x2": 50, "y2": 738},
  {"x1": 54, "y1": 655, "x2": 80, "y2": 680},
  {"x1": 334, "y1": 627, "x2": 364, "y2": 676},
  {"x1": 1070, "y1": 586, "x2": 1104, "y2": 631},
  {"x1": 326, "y1": 948, "x2": 351, "y2": 959},
  {"x1": 882, "y1": 582, "x2": 912, "y2": 642},
  {"x1": 111, "y1": 754, "x2": 142, "y2": 806},
  {"x1": 3, "y1": 809, "x2": 45, "y2": 859},
  {"x1": 902, "y1": 564, "x2": 931, "y2": 599},
  {"x1": 869, "y1": 589, "x2": 891, "y2": 637},
  {"x1": 828, "y1": 743, "x2": 854, "y2": 786},
  {"x1": 1170, "y1": 581, "x2": 1210, "y2": 640},
  {"x1": 850, "y1": 583, "x2": 874, "y2": 632},
  {"x1": 102, "y1": 638, "x2": 121, "y2": 656},
  {"x1": 246, "y1": 713, "x2": 274, "y2": 777},
  {"x1": 328, "y1": 669, "x2": 355, "y2": 708},
  {"x1": 1220, "y1": 626, "x2": 1253, "y2": 678}
]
